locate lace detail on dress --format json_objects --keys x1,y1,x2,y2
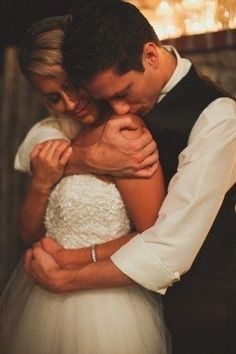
[{"x1": 44, "y1": 174, "x2": 131, "y2": 248}]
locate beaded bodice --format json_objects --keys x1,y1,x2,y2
[{"x1": 44, "y1": 174, "x2": 131, "y2": 249}]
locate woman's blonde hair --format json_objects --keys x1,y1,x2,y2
[{"x1": 19, "y1": 16, "x2": 69, "y2": 83}]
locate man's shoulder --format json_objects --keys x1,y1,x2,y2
[{"x1": 203, "y1": 97, "x2": 236, "y2": 124}]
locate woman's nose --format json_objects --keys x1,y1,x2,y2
[{"x1": 63, "y1": 92, "x2": 78, "y2": 112}]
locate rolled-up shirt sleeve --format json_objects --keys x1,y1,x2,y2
[
  {"x1": 111, "y1": 97, "x2": 236, "y2": 294},
  {"x1": 14, "y1": 116, "x2": 79, "y2": 173}
]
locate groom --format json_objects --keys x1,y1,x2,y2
[{"x1": 24, "y1": 1, "x2": 236, "y2": 353}]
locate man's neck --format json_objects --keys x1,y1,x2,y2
[{"x1": 158, "y1": 46, "x2": 177, "y2": 90}]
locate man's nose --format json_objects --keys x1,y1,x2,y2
[{"x1": 110, "y1": 100, "x2": 130, "y2": 115}]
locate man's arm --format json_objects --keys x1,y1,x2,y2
[
  {"x1": 15, "y1": 115, "x2": 158, "y2": 177},
  {"x1": 65, "y1": 115, "x2": 159, "y2": 177},
  {"x1": 24, "y1": 248, "x2": 134, "y2": 293},
  {"x1": 111, "y1": 97, "x2": 236, "y2": 291}
]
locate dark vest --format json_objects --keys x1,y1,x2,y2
[{"x1": 143, "y1": 66, "x2": 236, "y2": 348}]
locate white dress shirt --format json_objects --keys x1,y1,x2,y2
[
  {"x1": 111, "y1": 49, "x2": 236, "y2": 294},
  {"x1": 15, "y1": 49, "x2": 236, "y2": 294}
]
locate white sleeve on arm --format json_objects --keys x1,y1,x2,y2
[
  {"x1": 14, "y1": 116, "x2": 80, "y2": 173},
  {"x1": 111, "y1": 97, "x2": 236, "y2": 294}
]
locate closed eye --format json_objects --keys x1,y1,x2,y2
[
  {"x1": 42, "y1": 93, "x2": 62, "y2": 105},
  {"x1": 109, "y1": 84, "x2": 132, "y2": 101},
  {"x1": 114, "y1": 92, "x2": 127, "y2": 99}
]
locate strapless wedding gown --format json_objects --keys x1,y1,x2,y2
[{"x1": 0, "y1": 175, "x2": 170, "y2": 354}]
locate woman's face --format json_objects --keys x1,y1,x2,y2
[{"x1": 31, "y1": 73, "x2": 100, "y2": 126}]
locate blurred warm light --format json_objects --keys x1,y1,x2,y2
[{"x1": 128, "y1": 0, "x2": 236, "y2": 39}]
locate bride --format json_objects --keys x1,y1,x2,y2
[{"x1": 0, "y1": 17, "x2": 170, "y2": 354}]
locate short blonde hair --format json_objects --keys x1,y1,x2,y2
[{"x1": 19, "y1": 16, "x2": 68, "y2": 83}]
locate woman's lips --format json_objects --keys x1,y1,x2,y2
[{"x1": 74, "y1": 102, "x2": 91, "y2": 117}]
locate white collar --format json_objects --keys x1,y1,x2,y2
[{"x1": 158, "y1": 46, "x2": 192, "y2": 103}]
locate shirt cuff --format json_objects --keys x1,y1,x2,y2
[{"x1": 111, "y1": 234, "x2": 180, "y2": 294}]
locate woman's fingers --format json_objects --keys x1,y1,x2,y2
[
  {"x1": 31, "y1": 140, "x2": 70, "y2": 161},
  {"x1": 30, "y1": 143, "x2": 46, "y2": 160},
  {"x1": 59, "y1": 146, "x2": 73, "y2": 165}
]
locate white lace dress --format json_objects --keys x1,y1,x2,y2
[{"x1": 0, "y1": 175, "x2": 170, "y2": 354}]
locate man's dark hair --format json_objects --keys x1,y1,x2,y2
[{"x1": 62, "y1": 0, "x2": 160, "y2": 86}]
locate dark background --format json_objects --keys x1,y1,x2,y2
[{"x1": 0, "y1": 0, "x2": 75, "y2": 47}]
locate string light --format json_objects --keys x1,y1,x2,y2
[{"x1": 132, "y1": 0, "x2": 236, "y2": 39}]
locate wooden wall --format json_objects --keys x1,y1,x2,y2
[{"x1": 0, "y1": 47, "x2": 45, "y2": 293}]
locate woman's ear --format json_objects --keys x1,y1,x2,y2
[{"x1": 142, "y1": 42, "x2": 160, "y2": 69}]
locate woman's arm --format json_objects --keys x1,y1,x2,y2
[
  {"x1": 20, "y1": 140, "x2": 72, "y2": 247},
  {"x1": 114, "y1": 116, "x2": 165, "y2": 232},
  {"x1": 40, "y1": 232, "x2": 137, "y2": 268}
]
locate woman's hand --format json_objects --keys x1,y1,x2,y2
[{"x1": 30, "y1": 140, "x2": 72, "y2": 192}]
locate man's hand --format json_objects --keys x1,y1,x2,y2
[
  {"x1": 24, "y1": 236, "x2": 92, "y2": 293},
  {"x1": 39, "y1": 237, "x2": 91, "y2": 268},
  {"x1": 24, "y1": 243, "x2": 133, "y2": 294},
  {"x1": 24, "y1": 245, "x2": 78, "y2": 293},
  {"x1": 79, "y1": 115, "x2": 159, "y2": 177}
]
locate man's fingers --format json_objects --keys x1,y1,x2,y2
[
  {"x1": 141, "y1": 140, "x2": 158, "y2": 157},
  {"x1": 103, "y1": 115, "x2": 142, "y2": 149},
  {"x1": 32, "y1": 241, "x2": 41, "y2": 249},
  {"x1": 118, "y1": 128, "x2": 154, "y2": 153},
  {"x1": 132, "y1": 164, "x2": 159, "y2": 178},
  {"x1": 24, "y1": 249, "x2": 34, "y2": 271},
  {"x1": 106, "y1": 115, "x2": 140, "y2": 133},
  {"x1": 33, "y1": 247, "x2": 55, "y2": 265},
  {"x1": 131, "y1": 128, "x2": 153, "y2": 150},
  {"x1": 137, "y1": 153, "x2": 159, "y2": 169},
  {"x1": 23, "y1": 244, "x2": 65, "y2": 293},
  {"x1": 130, "y1": 143, "x2": 158, "y2": 165},
  {"x1": 40, "y1": 237, "x2": 63, "y2": 255}
]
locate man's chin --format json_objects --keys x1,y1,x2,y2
[
  {"x1": 135, "y1": 108, "x2": 149, "y2": 117},
  {"x1": 141, "y1": 103, "x2": 157, "y2": 116}
]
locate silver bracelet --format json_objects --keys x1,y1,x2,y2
[{"x1": 91, "y1": 244, "x2": 97, "y2": 262}]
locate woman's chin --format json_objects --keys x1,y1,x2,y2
[{"x1": 78, "y1": 114, "x2": 98, "y2": 126}]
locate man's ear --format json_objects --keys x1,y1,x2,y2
[{"x1": 142, "y1": 42, "x2": 159, "y2": 69}]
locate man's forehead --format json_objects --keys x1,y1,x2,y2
[{"x1": 87, "y1": 69, "x2": 132, "y2": 99}]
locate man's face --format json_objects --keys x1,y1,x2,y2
[{"x1": 86, "y1": 46, "x2": 162, "y2": 116}]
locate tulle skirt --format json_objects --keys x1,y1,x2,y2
[{"x1": 0, "y1": 261, "x2": 170, "y2": 354}]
